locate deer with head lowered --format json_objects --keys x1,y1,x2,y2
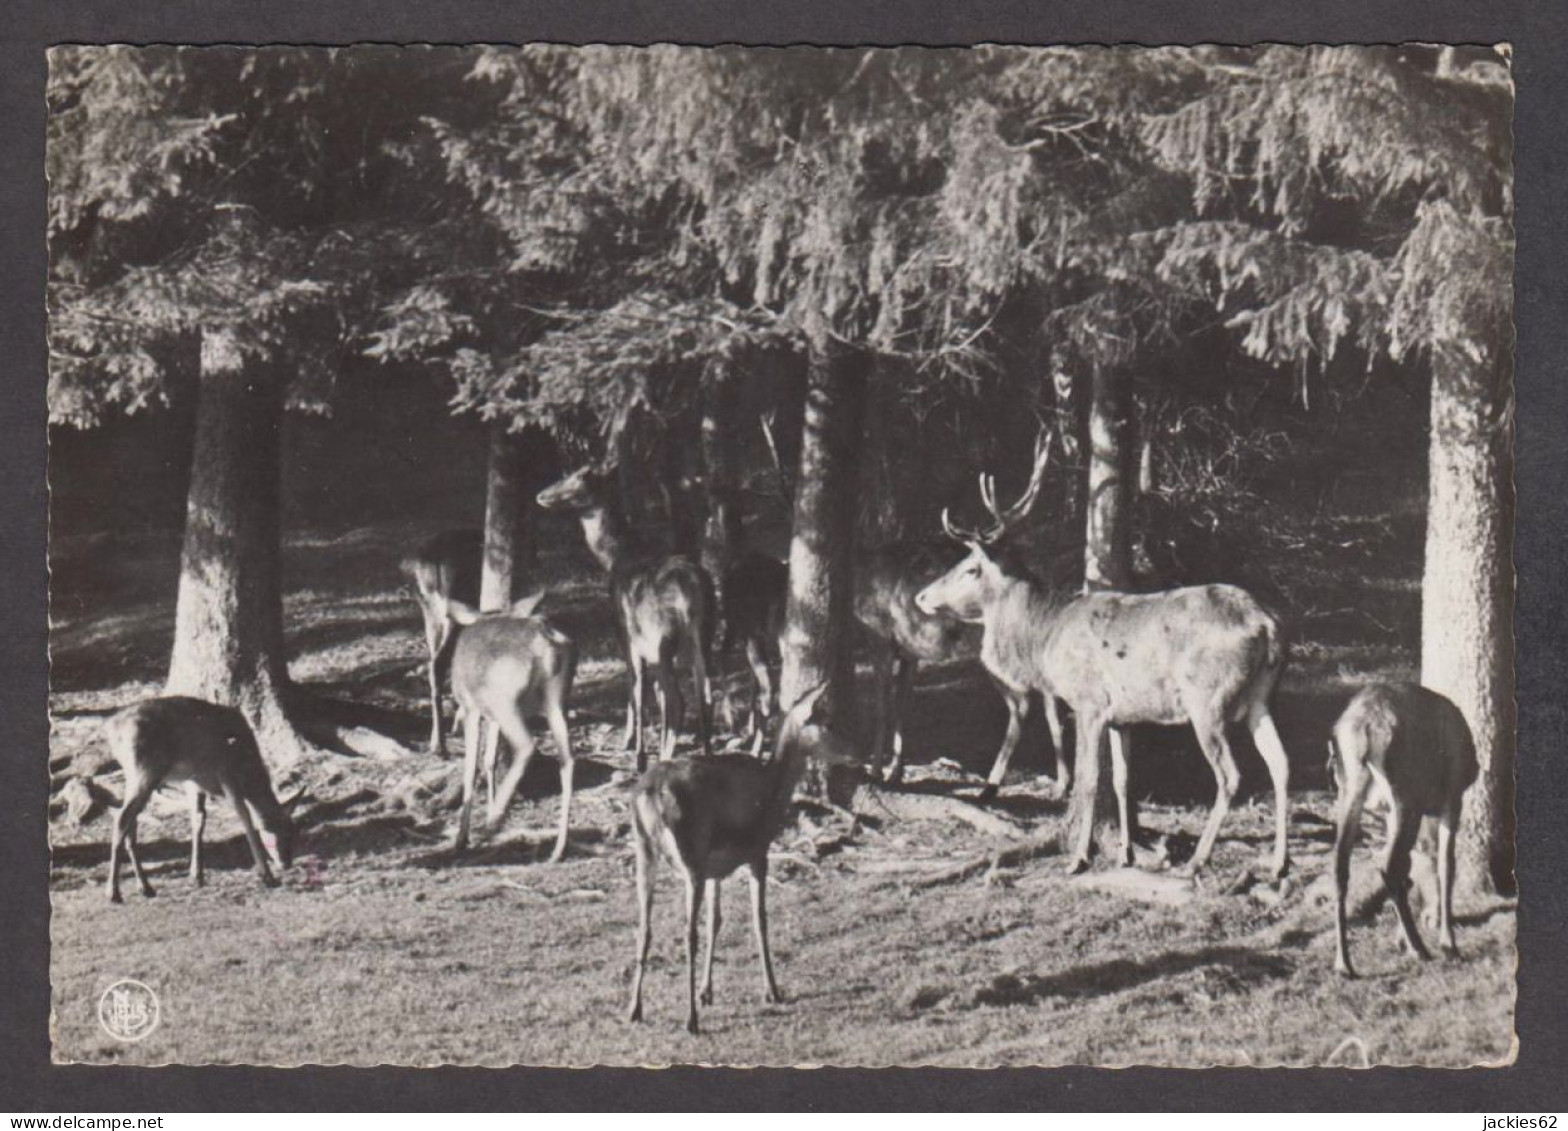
[
  {"x1": 1327, "y1": 682, "x2": 1478, "y2": 978},
  {"x1": 400, "y1": 528, "x2": 483, "y2": 755},
  {"x1": 445, "y1": 592, "x2": 577, "y2": 861},
  {"x1": 915, "y1": 435, "x2": 1293, "y2": 879},
  {"x1": 537, "y1": 462, "x2": 715, "y2": 770},
  {"x1": 626, "y1": 682, "x2": 853, "y2": 1034},
  {"x1": 102, "y1": 696, "x2": 297, "y2": 902},
  {"x1": 857, "y1": 430, "x2": 1071, "y2": 797}
]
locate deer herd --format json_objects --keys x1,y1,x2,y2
[{"x1": 95, "y1": 428, "x2": 1483, "y2": 1033}]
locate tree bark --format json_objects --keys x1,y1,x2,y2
[
  {"x1": 480, "y1": 422, "x2": 530, "y2": 611},
  {"x1": 166, "y1": 329, "x2": 308, "y2": 763},
  {"x1": 700, "y1": 358, "x2": 745, "y2": 581},
  {"x1": 1068, "y1": 360, "x2": 1139, "y2": 864},
  {"x1": 1422, "y1": 346, "x2": 1515, "y2": 895},
  {"x1": 779, "y1": 348, "x2": 869, "y2": 732}
]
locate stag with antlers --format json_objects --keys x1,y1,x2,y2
[{"x1": 916, "y1": 433, "x2": 1293, "y2": 879}]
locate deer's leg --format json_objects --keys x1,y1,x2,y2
[
  {"x1": 684, "y1": 869, "x2": 705, "y2": 1035},
  {"x1": 1332, "y1": 764, "x2": 1369, "y2": 977},
  {"x1": 108, "y1": 789, "x2": 153, "y2": 902},
  {"x1": 1067, "y1": 714, "x2": 1107, "y2": 875},
  {"x1": 188, "y1": 784, "x2": 207, "y2": 887},
  {"x1": 1247, "y1": 703, "x2": 1293, "y2": 881},
  {"x1": 1186, "y1": 716, "x2": 1241, "y2": 876},
  {"x1": 423, "y1": 608, "x2": 452, "y2": 756},
  {"x1": 744, "y1": 635, "x2": 773, "y2": 753},
  {"x1": 546, "y1": 703, "x2": 575, "y2": 864},
  {"x1": 1043, "y1": 697, "x2": 1070, "y2": 800},
  {"x1": 1383, "y1": 799, "x2": 1431, "y2": 961},
  {"x1": 1437, "y1": 801, "x2": 1461, "y2": 955},
  {"x1": 886, "y1": 656, "x2": 916, "y2": 785},
  {"x1": 481, "y1": 718, "x2": 503, "y2": 814},
  {"x1": 454, "y1": 708, "x2": 482, "y2": 851},
  {"x1": 627, "y1": 831, "x2": 656, "y2": 1024},
  {"x1": 692, "y1": 637, "x2": 713, "y2": 757},
  {"x1": 748, "y1": 857, "x2": 782, "y2": 1004},
  {"x1": 699, "y1": 877, "x2": 721, "y2": 1006},
  {"x1": 982, "y1": 683, "x2": 1030, "y2": 801},
  {"x1": 658, "y1": 641, "x2": 685, "y2": 763},
  {"x1": 224, "y1": 783, "x2": 278, "y2": 889},
  {"x1": 625, "y1": 648, "x2": 646, "y2": 761},
  {"x1": 487, "y1": 714, "x2": 536, "y2": 831},
  {"x1": 1108, "y1": 727, "x2": 1134, "y2": 867},
  {"x1": 869, "y1": 642, "x2": 893, "y2": 780}
]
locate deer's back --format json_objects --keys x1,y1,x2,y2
[
  {"x1": 401, "y1": 529, "x2": 482, "y2": 603},
  {"x1": 616, "y1": 555, "x2": 714, "y2": 658},
  {"x1": 451, "y1": 617, "x2": 575, "y2": 713},
  {"x1": 1335, "y1": 682, "x2": 1478, "y2": 813},
  {"x1": 633, "y1": 755, "x2": 779, "y2": 877},
  {"x1": 104, "y1": 696, "x2": 263, "y2": 796},
  {"x1": 856, "y1": 542, "x2": 979, "y2": 662},
  {"x1": 1041, "y1": 584, "x2": 1282, "y2": 724}
]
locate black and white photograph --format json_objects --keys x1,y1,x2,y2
[{"x1": 44, "y1": 43, "x2": 1517, "y2": 1069}]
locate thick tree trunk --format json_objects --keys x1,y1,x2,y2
[
  {"x1": 1068, "y1": 361, "x2": 1139, "y2": 864},
  {"x1": 1423, "y1": 347, "x2": 1515, "y2": 895},
  {"x1": 166, "y1": 329, "x2": 308, "y2": 763},
  {"x1": 480, "y1": 422, "x2": 530, "y2": 611},
  {"x1": 700, "y1": 359, "x2": 744, "y2": 582},
  {"x1": 779, "y1": 348, "x2": 869, "y2": 732}
]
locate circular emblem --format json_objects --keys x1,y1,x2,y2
[{"x1": 97, "y1": 979, "x2": 160, "y2": 1042}]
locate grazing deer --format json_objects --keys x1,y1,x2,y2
[
  {"x1": 627, "y1": 683, "x2": 852, "y2": 1034},
  {"x1": 719, "y1": 549, "x2": 788, "y2": 755},
  {"x1": 1328, "y1": 682, "x2": 1478, "y2": 978},
  {"x1": 102, "y1": 696, "x2": 296, "y2": 902},
  {"x1": 915, "y1": 436, "x2": 1292, "y2": 879},
  {"x1": 537, "y1": 463, "x2": 715, "y2": 770},
  {"x1": 446, "y1": 593, "x2": 577, "y2": 861},
  {"x1": 856, "y1": 432, "x2": 1071, "y2": 796},
  {"x1": 401, "y1": 529, "x2": 483, "y2": 755}
]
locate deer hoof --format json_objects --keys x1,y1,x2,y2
[
  {"x1": 627, "y1": 1002, "x2": 643, "y2": 1024},
  {"x1": 686, "y1": 1015, "x2": 700, "y2": 1036},
  {"x1": 108, "y1": 889, "x2": 123, "y2": 904},
  {"x1": 699, "y1": 987, "x2": 714, "y2": 1006},
  {"x1": 1335, "y1": 959, "x2": 1357, "y2": 980},
  {"x1": 1065, "y1": 856, "x2": 1090, "y2": 877},
  {"x1": 977, "y1": 783, "x2": 999, "y2": 803}
]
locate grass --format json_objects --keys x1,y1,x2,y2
[{"x1": 46, "y1": 514, "x2": 1516, "y2": 1068}]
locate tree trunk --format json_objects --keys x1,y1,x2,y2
[
  {"x1": 1068, "y1": 360, "x2": 1139, "y2": 863},
  {"x1": 1084, "y1": 361, "x2": 1133, "y2": 590},
  {"x1": 1422, "y1": 346, "x2": 1514, "y2": 895},
  {"x1": 779, "y1": 348, "x2": 869, "y2": 733},
  {"x1": 662, "y1": 431, "x2": 702, "y2": 559},
  {"x1": 480, "y1": 422, "x2": 530, "y2": 611},
  {"x1": 166, "y1": 329, "x2": 308, "y2": 763},
  {"x1": 700, "y1": 359, "x2": 745, "y2": 582}
]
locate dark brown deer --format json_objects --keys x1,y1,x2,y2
[
  {"x1": 1328, "y1": 682, "x2": 1478, "y2": 978},
  {"x1": 102, "y1": 696, "x2": 296, "y2": 902},
  {"x1": 719, "y1": 549, "x2": 788, "y2": 755},
  {"x1": 915, "y1": 438, "x2": 1292, "y2": 879},
  {"x1": 856, "y1": 432, "x2": 1071, "y2": 797},
  {"x1": 626, "y1": 683, "x2": 854, "y2": 1034},
  {"x1": 445, "y1": 593, "x2": 577, "y2": 861},
  {"x1": 401, "y1": 529, "x2": 483, "y2": 755},
  {"x1": 537, "y1": 463, "x2": 715, "y2": 770}
]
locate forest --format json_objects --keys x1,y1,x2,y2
[{"x1": 45, "y1": 44, "x2": 1515, "y2": 1067}]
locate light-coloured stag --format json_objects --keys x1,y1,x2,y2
[
  {"x1": 446, "y1": 593, "x2": 577, "y2": 861},
  {"x1": 627, "y1": 682, "x2": 852, "y2": 1034},
  {"x1": 1328, "y1": 682, "x2": 1478, "y2": 978},
  {"x1": 915, "y1": 437, "x2": 1293, "y2": 879},
  {"x1": 102, "y1": 696, "x2": 296, "y2": 902},
  {"x1": 400, "y1": 528, "x2": 483, "y2": 755},
  {"x1": 537, "y1": 463, "x2": 715, "y2": 769}
]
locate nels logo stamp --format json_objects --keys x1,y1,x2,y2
[{"x1": 98, "y1": 979, "x2": 160, "y2": 1042}]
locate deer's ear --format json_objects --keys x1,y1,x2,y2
[{"x1": 509, "y1": 590, "x2": 547, "y2": 618}]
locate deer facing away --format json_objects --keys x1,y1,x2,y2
[
  {"x1": 401, "y1": 528, "x2": 483, "y2": 755},
  {"x1": 1328, "y1": 682, "x2": 1478, "y2": 978},
  {"x1": 102, "y1": 696, "x2": 296, "y2": 902},
  {"x1": 627, "y1": 683, "x2": 852, "y2": 1035},
  {"x1": 446, "y1": 593, "x2": 577, "y2": 861},
  {"x1": 537, "y1": 462, "x2": 715, "y2": 769},
  {"x1": 915, "y1": 436, "x2": 1292, "y2": 879}
]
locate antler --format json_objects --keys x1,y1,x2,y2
[{"x1": 943, "y1": 428, "x2": 1054, "y2": 545}]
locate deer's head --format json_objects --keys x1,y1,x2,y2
[
  {"x1": 915, "y1": 429, "x2": 1052, "y2": 623},
  {"x1": 536, "y1": 463, "x2": 612, "y2": 512}
]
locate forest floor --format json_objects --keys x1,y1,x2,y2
[{"x1": 45, "y1": 507, "x2": 1516, "y2": 1068}]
